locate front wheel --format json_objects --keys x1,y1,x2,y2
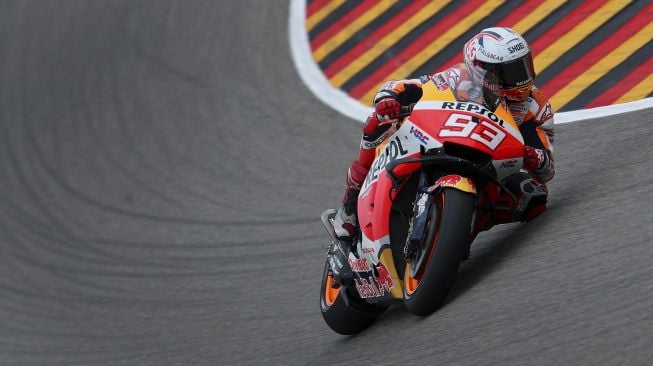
[
  {"x1": 320, "y1": 262, "x2": 386, "y2": 335},
  {"x1": 403, "y1": 188, "x2": 474, "y2": 316}
]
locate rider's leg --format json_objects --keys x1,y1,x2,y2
[
  {"x1": 506, "y1": 171, "x2": 548, "y2": 222},
  {"x1": 334, "y1": 114, "x2": 394, "y2": 239}
]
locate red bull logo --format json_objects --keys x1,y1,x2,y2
[
  {"x1": 348, "y1": 257, "x2": 370, "y2": 272},
  {"x1": 375, "y1": 262, "x2": 394, "y2": 293},
  {"x1": 428, "y1": 174, "x2": 477, "y2": 194},
  {"x1": 354, "y1": 262, "x2": 395, "y2": 299}
]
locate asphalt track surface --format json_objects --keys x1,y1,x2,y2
[{"x1": 0, "y1": 2, "x2": 651, "y2": 365}]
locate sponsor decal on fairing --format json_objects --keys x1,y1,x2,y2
[
  {"x1": 493, "y1": 158, "x2": 522, "y2": 181},
  {"x1": 427, "y1": 175, "x2": 476, "y2": 194},
  {"x1": 414, "y1": 101, "x2": 524, "y2": 145},
  {"x1": 361, "y1": 135, "x2": 409, "y2": 192},
  {"x1": 409, "y1": 126, "x2": 430, "y2": 145},
  {"x1": 360, "y1": 123, "x2": 431, "y2": 193},
  {"x1": 430, "y1": 175, "x2": 462, "y2": 189},
  {"x1": 440, "y1": 101, "x2": 506, "y2": 125},
  {"x1": 354, "y1": 262, "x2": 395, "y2": 299},
  {"x1": 348, "y1": 257, "x2": 370, "y2": 272}
]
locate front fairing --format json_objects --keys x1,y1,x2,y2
[{"x1": 410, "y1": 81, "x2": 525, "y2": 181}]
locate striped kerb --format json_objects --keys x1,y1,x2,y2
[{"x1": 305, "y1": 0, "x2": 653, "y2": 112}]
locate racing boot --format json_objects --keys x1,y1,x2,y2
[
  {"x1": 327, "y1": 187, "x2": 360, "y2": 287},
  {"x1": 333, "y1": 187, "x2": 359, "y2": 241},
  {"x1": 503, "y1": 172, "x2": 548, "y2": 223}
]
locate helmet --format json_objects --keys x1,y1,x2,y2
[{"x1": 464, "y1": 27, "x2": 535, "y2": 102}]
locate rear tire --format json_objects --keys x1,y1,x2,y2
[
  {"x1": 403, "y1": 188, "x2": 474, "y2": 316},
  {"x1": 320, "y1": 262, "x2": 386, "y2": 335}
]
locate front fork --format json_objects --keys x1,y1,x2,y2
[{"x1": 404, "y1": 174, "x2": 478, "y2": 263}]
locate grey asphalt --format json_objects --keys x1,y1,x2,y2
[{"x1": 0, "y1": 1, "x2": 651, "y2": 365}]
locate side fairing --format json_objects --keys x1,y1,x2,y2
[
  {"x1": 349, "y1": 121, "x2": 432, "y2": 301},
  {"x1": 355, "y1": 120, "x2": 441, "y2": 301},
  {"x1": 358, "y1": 121, "x2": 440, "y2": 243}
]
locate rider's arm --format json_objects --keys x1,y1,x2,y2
[
  {"x1": 520, "y1": 87, "x2": 555, "y2": 183},
  {"x1": 373, "y1": 78, "x2": 426, "y2": 106}
]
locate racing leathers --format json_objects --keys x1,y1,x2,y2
[{"x1": 333, "y1": 63, "x2": 555, "y2": 239}]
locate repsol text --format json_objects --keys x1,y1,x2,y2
[{"x1": 441, "y1": 102, "x2": 505, "y2": 126}]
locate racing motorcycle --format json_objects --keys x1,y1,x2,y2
[{"x1": 320, "y1": 79, "x2": 532, "y2": 335}]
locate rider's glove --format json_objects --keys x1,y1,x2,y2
[
  {"x1": 375, "y1": 98, "x2": 401, "y2": 122},
  {"x1": 523, "y1": 146, "x2": 546, "y2": 171}
]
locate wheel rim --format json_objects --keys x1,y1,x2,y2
[
  {"x1": 404, "y1": 192, "x2": 444, "y2": 296},
  {"x1": 404, "y1": 261, "x2": 420, "y2": 295},
  {"x1": 324, "y1": 274, "x2": 340, "y2": 307}
]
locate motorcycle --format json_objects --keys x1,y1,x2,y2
[{"x1": 320, "y1": 79, "x2": 533, "y2": 335}]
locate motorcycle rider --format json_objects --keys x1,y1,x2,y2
[{"x1": 334, "y1": 27, "x2": 555, "y2": 240}]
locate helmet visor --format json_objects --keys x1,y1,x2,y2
[{"x1": 482, "y1": 52, "x2": 535, "y2": 89}]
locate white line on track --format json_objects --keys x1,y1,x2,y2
[{"x1": 289, "y1": 0, "x2": 653, "y2": 124}]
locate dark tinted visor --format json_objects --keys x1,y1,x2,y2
[{"x1": 481, "y1": 52, "x2": 535, "y2": 88}]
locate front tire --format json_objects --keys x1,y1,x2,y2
[
  {"x1": 320, "y1": 262, "x2": 386, "y2": 335},
  {"x1": 403, "y1": 188, "x2": 474, "y2": 316}
]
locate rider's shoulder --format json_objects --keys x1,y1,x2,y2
[
  {"x1": 526, "y1": 86, "x2": 554, "y2": 123},
  {"x1": 429, "y1": 63, "x2": 470, "y2": 90},
  {"x1": 441, "y1": 63, "x2": 469, "y2": 80},
  {"x1": 529, "y1": 85, "x2": 550, "y2": 105},
  {"x1": 528, "y1": 86, "x2": 553, "y2": 112}
]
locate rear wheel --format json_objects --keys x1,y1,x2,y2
[
  {"x1": 320, "y1": 262, "x2": 386, "y2": 335},
  {"x1": 403, "y1": 188, "x2": 474, "y2": 316}
]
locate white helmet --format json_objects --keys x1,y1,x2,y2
[{"x1": 464, "y1": 27, "x2": 535, "y2": 102}]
